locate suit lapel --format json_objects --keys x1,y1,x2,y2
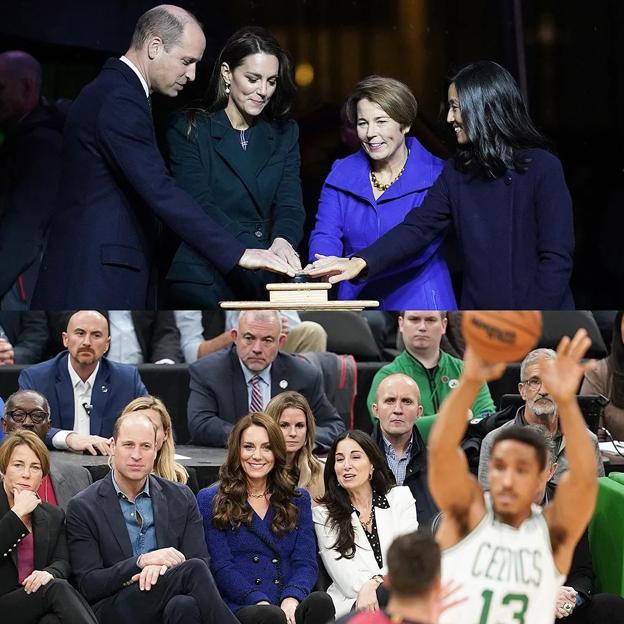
[
  {"x1": 49, "y1": 464, "x2": 69, "y2": 508},
  {"x1": 230, "y1": 347, "x2": 251, "y2": 418},
  {"x1": 375, "y1": 504, "x2": 394, "y2": 565},
  {"x1": 90, "y1": 360, "x2": 112, "y2": 436},
  {"x1": 151, "y1": 477, "x2": 169, "y2": 549},
  {"x1": 246, "y1": 506, "x2": 280, "y2": 554},
  {"x1": 270, "y1": 354, "x2": 290, "y2": 398},
  {"x1": 99, "y1": 476, "x2": 133, "y2": 558},
  {"x1": 32, "y1": 505, "x2": 50, "y2": 570},
  {"x1": 56, "y1": 354, "x2": 76, "y2": 431}
]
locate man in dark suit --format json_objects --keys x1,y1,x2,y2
[
  {"x1": 0, "y1": 311, "x2": 48, "y2": 365},
  {"x1": 187, "y1": 310, "x2": 345, "y2": 450},
  {"x1": 17, "y1": 310, "x2": 147, "y2": 454},
  {"x1": 1, "y1": 389, "x2": 92, "y2": 509},
  {"x1": 32, "y1": 5, "x2": 293, "y2": 309},
  {"x1": 66, "y1": 412, "x2": 237, "y2": 624}
]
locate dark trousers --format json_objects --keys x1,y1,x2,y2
[
  {"x1": 0, "y1": 578, "x2": 98, "y2": 624},
  {"x1": 97, "y1": 558, "x2": 237, "y2": 624},
  {"x1": 564, "y1": 593, "x2": 624, "y2": 624},
  {"x1": 236, "y1": 591, "x2": 335, "y2": 624}
]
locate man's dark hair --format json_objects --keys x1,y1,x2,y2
[
  {"x1": 131, "y1": 6, "x2": 200, "y2": 51},
  {"x1": 490, "y1": 424, "x2": 548, "y2": 471},
  {"x1": 386, "y1": 531, "x2": 441, "y2": 596}
]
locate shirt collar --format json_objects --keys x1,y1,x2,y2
[
  {"x1": 516, "y1": 406, "x2": 562, "y2": 439},
  {"x1": 382, "y1": 433, "x2": 413, "y2": 457},
  {"x1": 112, "y1": 470, "x2": 151, "y2": 499},
  {"x1": 239, "y1": 358, "x2": 272, "y2": 386},
  {"x1": 119, "y1": 55, "x2": 150, "y2": 99},
  {"x1": 67, "y1": 356, "x2": 100, "y2": 389}
]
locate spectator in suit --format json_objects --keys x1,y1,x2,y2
[
  {"x1": 120, "y1": 395, "x2": 189, "y2": 485},
  {"x1": 0, "y1": 312, "x2": 48, "y2": 365},
  {"x1": 0, "y1": 52, "x2": 65, "y2": 309},
  {"x1": 265, "y1": 391, "x2": 325, "y2": 504},
  {"x1": 18, "y1": 310, "x2": 148, "y2": 454},
  {"x1": 32, "y1": 6, "x2": 293, "y2": 309},
  {"x1": 1, "y1": 390, "x2": 92, "y2": 509},
  {"x1": 313, "y1": 430, "x2": 418, "y2": 618},
  {"x1": 367, "y1": 311, "x2": 495, "y2": 421},
  {"x1": 370, "y1": 374, "x2": 438, "y2": 527},
  {"x1": 187, "y1": 310, "x2": 344, "y2": 450},
  {"x1": 0, "y1": 430, "x2": 98, "y2": 623},
  {"x1": 66, "y1": 412, "x2": 238, "y2": 624},
  {"x1": 198, "y1": 413, "x2": 334, "y2": 624},
  {"x1": 47, "y1": 311, "x2": 183, "y2": 364}
]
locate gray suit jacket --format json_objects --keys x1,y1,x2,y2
[{"x1": 50, "y1": 460, "x2": 93, "y2": 510}]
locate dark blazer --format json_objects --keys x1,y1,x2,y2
[
  {"x1": 358, "y1": 150, "x2": 575, "y2": 309},
  {"x1": 0, "y1": 311, "x2": 48, "y2": 364},
  {"x1": 165, "y1": 109, "x2": 304, "y2": 305},
  {"x1": 187, "y1": 345, "x2": 345, "y2": 450},
  {"x1": 17, "y1": 351, "x2": 148, "y2": 444},
  {"x1": 32, "y1": 58, "x2": 245, "y2": 309},
  {"x1": 65, "y1": 473, "x2": 209, "y2": 613},
  {"x1": 198, "y1": 485, "x2": 317, "y2": 613},
  {"x1": 371, "y1": 424, "x2": 439, "y2": 528},
  {"x1": 0, "y1": 485, "x2": 70, "y2": 597}
]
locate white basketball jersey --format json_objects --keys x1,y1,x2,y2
[{"x1": 439, "y1": 499, "x2": 564, "y2": 624}]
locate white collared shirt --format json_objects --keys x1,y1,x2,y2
[
  {"x1": 51, "y1": 358, "x2": 101, "y2": 449},
  {"x1": 108, "y1": 311, "x2": 144, "y2": 365},
  {"x1": 119, "y1": 55, "x2": 150, "y2": 99}
]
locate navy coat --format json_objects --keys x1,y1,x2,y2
[
  {"x1": 165, "y1": 109, "x2": 304, "y2": 305},
  {"x1": 358, "y1": 149, "x2": 575, "y2": 309},
  {"x1": 198, "y1": 485, "x2": 317, "y2": 613},
  {"x1": 32, "y1": 59, "x2": 245, "y2": 309},
  {"x1": 17, "y1": 351, "x2": 148, "y2": 445}
]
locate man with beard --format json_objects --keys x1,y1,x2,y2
[
  {"x1": 18, "y1": 310, "x2": 148, "y2": 454},
  {"x1": 478, "y1": 348, "x2": 604, "y2": 498}
]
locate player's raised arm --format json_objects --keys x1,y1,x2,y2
[{"x1": 542, "y1": 330, "x2": 599, "y2": 574}]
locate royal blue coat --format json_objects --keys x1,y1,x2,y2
[
  {"x1": 309, "y1": 137, "x2": 456, "y2": 309},
  {"x1": 198, "y1": 485, "x2": 317, "y2": 613},
  {"x1": 358, "y1": 149, "x2": 574, "y2": 309}
]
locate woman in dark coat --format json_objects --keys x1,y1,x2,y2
[
  {"x1": 0, "y1": 430, "x2": 97, "y2": 623},
  {"x1": 307, "y1": 61, "x2": 575, "y2": 309},
  {"x1": 166, "y1": 27, "x2": 304, "y2": 307}
]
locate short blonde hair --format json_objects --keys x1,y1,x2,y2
[{"x1": 0, "y1": 430, "x2": 50, "y2": 477}]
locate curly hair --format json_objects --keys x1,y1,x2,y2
[
  {"x1": 317, "y1": 430, "x2": 393, "y2": 559},
  {"x1": 212, "y1": 412, "x2": 299, "y2": 536}
]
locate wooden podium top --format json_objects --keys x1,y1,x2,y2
[{"x1": 220, "y1": 301, "x2": 379, "y2": 310}]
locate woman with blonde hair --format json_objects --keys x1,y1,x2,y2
[
  {"x1": 265, "y1": 391, "x2": 324, "y2": 504},
  {"x1": 120, "y1": 395, "x2": 188, "y2": 485}
]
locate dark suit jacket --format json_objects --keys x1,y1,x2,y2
[
  {"x1": 358, "y1": 150, "x2": 575, "y2": 309},
  {"x1": 0, "y1": 486, "x2": 70, "y2": 597},
  {"x1": 32, "y1": 58, "x2": 245, "y2": 309},
  {"x1": 17, "y1": 351, "x2": 148, "y2": 444},
  {"x1": 187, "y1": 345, "x2": 345, "y2": 450},
  {"x1": 165, "y1": 109, "x2": 304, "y2": 304},
  {"x1": 65, "y1": 473, "x2": 209, "y2": 613},
  {"x1": 0, "y1": 311, "x2": 48, "y2": 364}
]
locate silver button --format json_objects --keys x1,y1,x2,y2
[{"x1": 255, "y1": 231, "x2": 262, "y2": 238}]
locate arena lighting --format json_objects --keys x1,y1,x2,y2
[{"x1": 295, "y1": 62, "x2": 314, "y2": 87}]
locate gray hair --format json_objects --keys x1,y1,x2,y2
[
  {"x1": 5, "y1": 389, "x2": 50, "y2": 417},
  {"x1": 238, "y1": 310, "x2": 281, "y2": 329},
  {"x1": 520, "y1": 348, "x2": 555, "y2": 382},
  {"x1": 130, "y1": 5, "x2": 200, "y2": 51}
]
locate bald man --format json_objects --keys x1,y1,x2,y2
[
  {"x1": 0, "y1": 50, "x2": 66, "y2": 307},
  {"x1": 33, "y1": 5, "x2": 293, "y2": 309},
  {"x1": 18, "y1": 310, "x2": 148, "y2": 453},
  {"x1": 371, "y1": 373, "x2": 438, "y2": 526}
]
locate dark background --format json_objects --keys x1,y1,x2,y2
[{"x1": 2, "y1": 0, "x2": 623, "y2": 308}]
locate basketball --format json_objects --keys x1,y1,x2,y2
[{"x1": 461, "y1": 311, "x2": 542, "y2": 363}]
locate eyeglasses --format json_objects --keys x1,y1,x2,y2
[
  {"x1": 521, "y1": 377, "x2": 544, "y2": 391},
  {"x1": 5, "y1": 409, "x2": 49, "y2": 424}
]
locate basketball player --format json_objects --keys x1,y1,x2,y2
[{"x1": 428, "y1": 329, "x2": 598, "y2": 624}]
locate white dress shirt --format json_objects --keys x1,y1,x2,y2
[
  {"x1": 119, "y1": 55, "x2": 150, "y2": 98},
  {"x1": 108, "y1": 311, "x2": 144, "y2": 365},
  {"x1": 240, "y1": 360, "x2": 272, "y2": 411}
]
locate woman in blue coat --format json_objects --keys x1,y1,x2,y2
[
  {"x1": 308, "y1": 61, "x2": 575, "y2": 309},
  {"x1": 166, "y1": 27, "x2": 304, "y2": 307},
  {"x1": 197, "y1": 412, "x2": 334, "y2": 624},
  {"x1": 308, "y1": 75, "x2": 457, "y2": 310}
]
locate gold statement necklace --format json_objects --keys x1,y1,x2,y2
[{"x1": 370, "y1": 149, "x2": 410, "y2": 192}]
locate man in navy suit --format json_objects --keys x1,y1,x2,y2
[
  {"x1": 32, "y1": 5, "x2": 293, "y2": 309},
  {"x1": 187, "y1": 310, "x2": 345, "y2": 450},
  {"x1": 18, "y1": 310, "x2": 148, "y2": 454},
  {"x1": 66, "y1": 412, "x2": 237, "y2": 624}
]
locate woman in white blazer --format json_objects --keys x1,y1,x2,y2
[{"x1": 312, "y1": 430, "x2": 418, "y2": 618}]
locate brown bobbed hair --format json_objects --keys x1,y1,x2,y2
[
  {"x1": 387, "y1": 531, "x2": 441, "y2": 597},
  {"x1": 0, "y1": 430, "x2": 50, "y2": 478},
  {"x1": 212, "y1": 412, "x2": 299, "y2": 535},
  {"x1": 121, "y1": 395, "x2": 188, "y2": 485},
  {"x1": 317, "y1": 430, "x2": 393, "y2": 559},
  {"x1": 345, "y1": 75, "x2": 417, "y2": 130}
]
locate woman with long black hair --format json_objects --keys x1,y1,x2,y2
[{"x1": 307, "y1": 61, "x2": 575, "y2": 309}]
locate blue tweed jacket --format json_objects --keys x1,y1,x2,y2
[{"x1": 198, "y1": 485, "x2": 317, "y2": 612}]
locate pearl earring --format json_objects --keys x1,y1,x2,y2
[{"x1": 225, "y1": 82, "x2": 230, "y2": 95}]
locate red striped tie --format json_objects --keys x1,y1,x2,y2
[{"x1": 249, "y1": 375, "x2": 264, "y2": 413}]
